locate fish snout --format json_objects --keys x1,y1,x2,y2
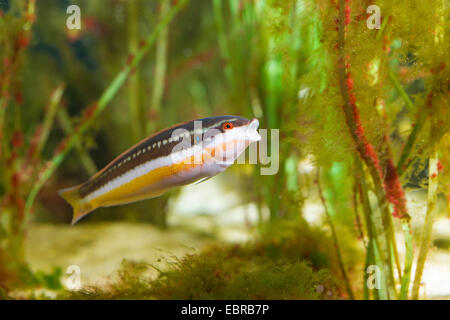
[{"x1": 246, "y1": 118, "x2": 261, "y2": 142}]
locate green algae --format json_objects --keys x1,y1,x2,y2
[{"x1": 58, "y1": 219, "x2": 346, "y2": 300}]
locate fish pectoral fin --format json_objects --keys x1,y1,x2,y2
[{"x1": 195, "y1": 176, "x2": 214, "y2": 185}]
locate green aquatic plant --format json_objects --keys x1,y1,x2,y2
[
  {"x1": 0, "y1": 0, "x2": 447, "y2": 300},
  {"x1": 317, "y1": 168, "x2": 354, "y2": 299},
  {"x1": 300, "y1": 0, "x2": 449, "y2": 299},
  {"x1": 58, "y1": 218, "x2": 345, "y2": 300},
  {"x1": 148, "y1": 254, "x2": 338, "y2": 300},
  {"x1": 0, "y1": 0, "x2": 39, "y2": 288},
  {"x1": 0, "y1": 0, "x2": 188, "y2": 290}
]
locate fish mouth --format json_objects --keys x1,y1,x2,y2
[{"x1": 245, "y1": 118, "x2": 261, "y2": 142}]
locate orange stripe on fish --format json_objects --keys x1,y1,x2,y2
[{"x1": 58, "y1": 116, "x2": 261, "y2": 224}]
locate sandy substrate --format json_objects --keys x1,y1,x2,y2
[{"x1": 25, "y1": 222, "x2": 217, "y2": 287}]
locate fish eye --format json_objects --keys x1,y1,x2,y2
[{"x1": 223, "y1": 122, "x2": 233, "y2": 130}]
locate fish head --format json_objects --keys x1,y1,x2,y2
[{"x1": 202, "y1": 116, "x2": 261, "y2": 166}]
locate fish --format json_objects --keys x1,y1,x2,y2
[{"x1": 58, "y1": 115, "x2": 261, "y2": 224}]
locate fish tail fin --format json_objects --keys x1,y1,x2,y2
[{"x1": 58, "y1": 185, "x2": 96, "y2": 225}]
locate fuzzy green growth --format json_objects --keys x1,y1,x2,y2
[
  {"x1": 59, "y1": 219, "x2": 346, "y2": 300},
  {"x1": 148, "y1": 255, "x2": 338, "y2": 300}
]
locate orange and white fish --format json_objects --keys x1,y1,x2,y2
[{"x1": 59, "y1": 116, "x2": 261, "y2": 224}]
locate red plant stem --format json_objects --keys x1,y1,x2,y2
[
  {"x1": 0, "y1": 1, "x2": 36, "y2": 235},
  {"x1": 352, "y1": 175, "x2": 365, "y2": 246},
  {"x1": 0, "y1": 0, "x2": 35, "y2": 159},
  {"x1": 335, "y1": 0, "x2": 410, "y2": 221},
  {"x1": 335, "y1": 0, "x2": 411, "y2": 297}
]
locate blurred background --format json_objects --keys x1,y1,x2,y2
[{"x1": 0, "y1": 0, "x2": 448, "y2": 299}]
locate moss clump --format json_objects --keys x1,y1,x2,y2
[
  {"x1": 59, "y1": 219, "x2": 348, "y2": 300},
  {"x1": 147, "y1": 250, "x2": 339, "y2": 300}
]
